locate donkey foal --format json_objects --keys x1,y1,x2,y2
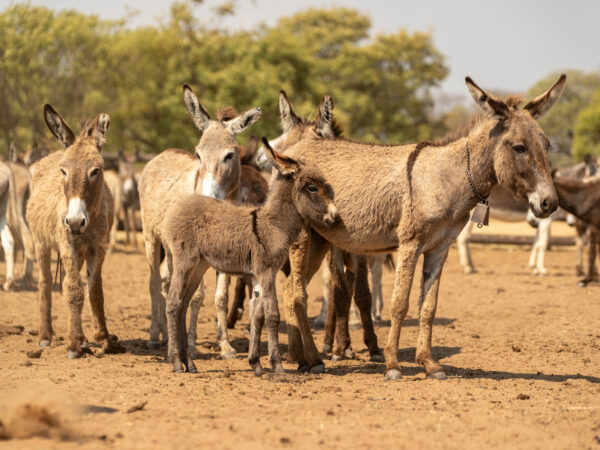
[{"x1": 162, "y1": 138, "x2": 338, "y2": 374}]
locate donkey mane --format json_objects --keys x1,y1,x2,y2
[{"x1": 217, "y1": 106, "x2": 239, "y2": 121}]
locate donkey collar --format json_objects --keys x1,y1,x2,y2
[{"x1": 465, "y1": 137, "x2": 489, "y2": 205}]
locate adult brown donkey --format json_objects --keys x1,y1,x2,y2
[
  {"x1": 27, "y1": 105, "x2": 125, "y2": 358},
  {"x1": 282, "y1": 74, "x2": 565, "y2": 379},
  {"x1": 139, "y1": 84, "x2": 262, "y2": 356}
]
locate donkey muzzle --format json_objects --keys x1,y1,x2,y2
[
  {"x1": 64, "y1": 197, "x2": 89, "y2": 234},
  {"x1": 528, "y1": 189, "x2": 558, "y2": 219},
  {"x1": 323, "y1": 204, "x2": 339, "y2": 228}
]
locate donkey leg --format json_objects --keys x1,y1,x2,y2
[
  {"x1": 21, "y1": 221, "x2": 36, "y2": 285},
  {"x1": 61, "y1": 252, "x2": 86, "y2": 359},
  {"x1": 457, "y1": 221, "x2": 476, "y2": 274},
  {"x1": 248, "y1": 281, "x2": 266, "y2": 376},
  {"x1": 1, "y1": 220, "x2": 15, "y2": 291},
  {"x1": 528, "y1": 229, "x2": 540, "y2": 274},
  {"x1": 415, "y1": 244, "x2": 450, "y2": 379},
  {"x1": 383, "y1": 244, "x2": 419, "y2": 380},
  {"x1": 37, "y1": 245, "x2": 53, "y2": 347},
  {"x1": 187, "y1": 279, "x2": 205, "y2": 359},
  {"x1": 261, "y1": 272, "x2": 284, "y2": 373},
  {"x1": 314, "y1": 259, "x2": 330, "y2": 329},
  {"x1": 227, "y1": 276, "x2": 246, "y2": 329},
  {"x1": 369, "y1": 255, "x2": 384, "y2": 322},
  {"x1": 353, "y1": 255, "x2": 383, "y2": 362},
  {"x1": 535, "y1": 218, "x2": 551, "y2": 276},
  {"x1": 322, "y1": 251, "x2": 336, "y2": 354},
  {"x1": 144, "y1": 236, "x2": 164, "y2": 349},
  {"x1": 214, "y1": 272, "x2": 236, "y2": 359},
  {"x1": 331, "y1": 250, "x2": 354, "y2": 361},
  {"x1": 86, "y1": 246, "x2": 125, "y2": 355}
]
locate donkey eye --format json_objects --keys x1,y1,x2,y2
[
  {"x1": 224, "y1": 152, "x2": 235, "y2": 162},
  {"x1": 90, "y1": 168, "x2": 100, "y2": 178},
  {"x1": 306, "y1": 185, "x2": 318, "y2": 193},
  {"x1": 512, "y1": 144, "x2": 527, "y2": 154},
  {"x1": 59, "y1": 168, "x2": 67, "y2": 177},
  {"x1": 195, "y1": 153, "x2": 201, "y2": 161}
]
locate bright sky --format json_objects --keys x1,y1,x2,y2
[{"x1": 3, "y1": 0, "x2": 599, "y2": 103}]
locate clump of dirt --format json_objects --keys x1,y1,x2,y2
[{"x1": 0, "y1": 402, "x2": 72, "y2": 440}]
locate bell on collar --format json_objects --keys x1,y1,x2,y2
[{"x1": 471, "y1": 202, "x2": 489, "y2": 228}]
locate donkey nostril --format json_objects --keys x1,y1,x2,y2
[
  {"x1": 542, "y1": 198, "x2": 549, "y2": 209},
  {"x1": 80, "y1": 218, "x2": 86, "y2": 227}
]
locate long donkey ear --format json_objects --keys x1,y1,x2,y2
[
  {"x1": 8, "y1": 142, "x2": 17, "y2": 162},
  {"x1": 524, "y1": 74, "x2": 567, "y2": 119},
  {"x1": 227, "y1": 107, "x2": 262, "y2": 135},
  {"x1": 240, "y1": 135, "x2": 258, "y2": 164},
  {"x1": 261, "y1": 137, "x2": 299, "y2": 176},
  {"x1": 465, "y1": 77, "x2": 509, "y2": 119},
  {"x1": 315, "y1": 95, "x2": 335, "y2": 138},
  {"x1": 85, "y1": 114, "x2": 110, "y2": 151},
  {"x1": 279, "y1": 90, "x2": 302, "y2": 133},
  {"x1": 44, "y1": 104, "x2": 75, "y2": 148},
  {"x1": 183, "y1": 84, "x2": 211, "y2": 131}
]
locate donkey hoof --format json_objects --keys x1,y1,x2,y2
[
  {"x1": 384, "y1": 369, "x2": 402, "y2": 381},
  {"x1": 273, "y1": 363, "x2": 285, "y2": 374},
  {"x1": 66, "y1": 349, "x2": 82, "y2": 359},
  {"x1": 252, "y1": 364, "x2": 265, "y2": 377},
  {"x1": 147, "y1": 340, "x2": 161, "y2": 350},
  {"x1": 297, "y1": 363, "x2": 310, "y2": 374},
  {"x1": 370, "y1": 353, "x2": 385, "y2": 363},
  {"x1": 577, "y1": 281, "x2": 588, "y2": 288},
  {"x1": 187, "y1": 364, "x2": 198, "y2": 374},
  {"x1": 344, "y1": 348, "x2": 355, "y2": 359},
  {"x1": 221, "y1": 351, "x2": 237, "y2": 360},
  {"x1": 103, "y1": 341, "x2": 126, "y2": 355},
  {"x1": 309, "y1": 364, "x2": 325, "y2": 374},
  {"x1": 427, "y1": 371, "x2": 447, "y2": 380},
  {"x1": 331, "y1": 354, "x2": 343, "y2": 362},
  {"x1": 39, "y1": 340, "x2": 51, "y2": 348},
  {"x1": 322, "y1": 344, "x2": 332, "y2": 354}
]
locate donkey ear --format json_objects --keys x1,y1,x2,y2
[
  {"x1": 8, "y1": 142, "x2": 17, "y2": 162},
  {"x1": 241, "y1": 135, "x2": 258, "y2": 162},
  {"x1": 134, "y1": 145, "x2": 141, "y2": 162},
  {"x1": 261, "y1": 137, "x2": 299, "y2": 176},
  {"x1": 524, "y1": 74, "x2": 566, "y2": 119},
  {"x1": 44, "y1": 104, "x2": 75, "y2": 148},
  {"x1": 118, "y1": 147, "x2": 125, "y2": 160},
  {"x1": 465, "y1": 77, "x2": 509, "y2": 119},
  {"x1": 85, "y1": 114, "x2": 111, "y2": 151},
  {"x1": 183, "y1": 84, "x2": 211, "y2": 132},
  {"x1": 315, "y1": 95, "x2": 335, "y2": 138},
  {"x1": 227, "y1": 107, "x2": 262, "y2": 135},
  {"x1": 279, "y1": 90, "x2": 302, "y2": 133}
]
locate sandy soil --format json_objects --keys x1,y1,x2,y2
[{"x1": 0, "y1": 227, "x2": 599, "y2": 449}]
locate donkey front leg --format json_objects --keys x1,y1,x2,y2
[
  {"x1": 248, "y1": 280, "x2": 266, "y2": 376},
  {"x1": 215, "y1": 272, "x2": 236, "y2": 359},
  {"x1": 416, "y1": 244, "x2": 451, "y2": 379},
  {"x1": 353, "y1": 255, "x2": 383, "y2": 362},
  {"x1": 87, "y1": 247, "x2": 125, "y2": 355},
  {"x1": 369, "y1": 255, "x2": 384, "y2": 321},
  {"x1": 144, "y1": 236, "x2": 165, "y2": 349},
  {"x1": 37, "y1": 245, "x2": 53, "y2": 347},
  {"x1": 61, "y1": 252, "x2": 87, "y2": 359},
  {"x1": 261, "y1": 272, "x2": 284, "y2": 374},
  {"x1": 457, "y1": 221, "x2": 476, "y2": 274},
  {"x1": 187, "y1": 279, "x2": 205, "y2": 358},
  {"x1": 383, "y1": 244, "x2": 419, "y2": 380},
  {"x1": 1, "y1": 219, "x2": 15, "y2": 291}
]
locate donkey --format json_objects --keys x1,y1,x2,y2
[
  {"x1": 27, "y1": 105, "x2": 125, "y2": 357},
  {"x1": 139, "y1": 84, "x2": 262, "y2": 357},
  {"x1": 281, "y1": 75, "x2": 565, "y2": 379},
  {"x1": 162, "y1": 138, "x2": 338, "y2": 374}
]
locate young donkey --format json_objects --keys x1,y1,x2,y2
[
  {"x1": 139, "y1": 84, "x2": 262, "y2": 356},
  {"x1": 162, "y1": 138, "x2": 338, "y2": 373},
  {"x1": 282, "y1": 75, "x2": 565, "y2": 379},
  {"x1": 27, "y1": 105, "x2": 125, "y2": 357}
]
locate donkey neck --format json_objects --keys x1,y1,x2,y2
[{"x1": 255, "y1": 176, "x2": 304, "y2": 243}]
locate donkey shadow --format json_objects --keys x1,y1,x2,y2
[
  {"x1": 374, "y1": 317, "x2": 457, "y2": 328},
  {"x1": 443, "y1": 365, "x2": 600, "y2": 384}
]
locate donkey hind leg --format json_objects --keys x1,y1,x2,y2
[
  {"x1": 580, "y1": 227, "x2": 599, "y2": 286},
  {"x1": 87, "y1": 246, "x2": 125, "y2": 355},
  {"x1": 457, "y1": 221, "x2": 476, "y2": 274},
  {"x1": 353, "y1": 255, "x2": 383, "y2": 362},
  {"x1": 187, "y1": 279, "x2": 205, "y2": 359},
  {"x1": 144, "y1": 236, "x2": 164, "y2": 349},
  {"x1": 0, "y1": 218, "x2": 15, "y2": 291},
  {"x1": 214, "y1": 272, "x2": 236, "y2": 359},
  {"x1": 313, "y1": 258, "x2": 331, "y2": 330},
  {"x1": 37, "y1": 245, "x2": 53, "y2": 347},
  {"x1": 330, "y1": 249, "x2": 354, "y2": 361},
  {"x1": 227, "y1": 276, "x2": 248, "y2": 329},
  {"x1": 369, "y1": 255, "x2": 384, "y2": 322},
  {"x1": 383, "y1": 244, "x2": 419, "y2": 381},
  {"x1": 415, "y1": 244, "x2": 450, "y2": 379},
  {"x1": 248, "y1": 278, "x2": 266, "y2": 376},
  {"x1": 322, "y1": 250, "x2": 337, "y2": 354},
  {"x1": 20, "y1": 220, "x2": 35, "y2": 285}
]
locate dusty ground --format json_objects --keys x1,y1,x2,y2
[{"x1": 0, "y1": 224, "x2": 599, "y2": 449}]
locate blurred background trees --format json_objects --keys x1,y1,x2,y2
[{"x1": 0, "y1": 1, "x2": 598, "y2": 165}]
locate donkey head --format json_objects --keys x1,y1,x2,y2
[
  {"x1": 118, "y1": 149, "x2": 139, "y2": 208},
  {"x1": 24, "y1": 142, "x2": 48, "y2": 166},
  {"x1": 255, "y1": 91, "x2": 339, "y2": 170},
  {"x1": 261, "y1": 137, "x2": 338, "y2": 228},
  {"x1": 183, "y1": 84, "x2": 262, "y2": 199},
  {"x1": 8, "y1": 142, "x2": 19, "y2": 163},
  {"x1": 466, "y1": 74, "x2": 566, "y2": 218},
  {"x1": 44, "y1": 104, "x2": 109, "y2": 235}
]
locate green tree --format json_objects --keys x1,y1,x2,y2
[{"x1": 572, "y1": 89, "x2": 600, "y2": 160}]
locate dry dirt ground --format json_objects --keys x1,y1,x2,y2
[{"x1": 0, "y1": 224, "x2": 599, "y2": 449}]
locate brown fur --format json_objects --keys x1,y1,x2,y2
[
  {"x1": 162, "y1": 138, "x2": 338, "y2": 374},
  {"x1": 26, "y1": 104, "x2": 124, "y2": 358},
  {"x1": 282, "y1": 75, "x2": 566, "y2": 377},
  {"x1": 138, "y1": 84, "x2": 262, "y2": 356}
]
